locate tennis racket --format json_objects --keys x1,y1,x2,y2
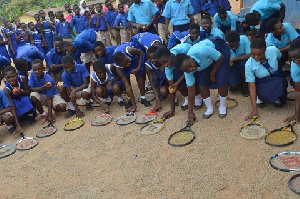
[
  {"x1": 265, "y1": 121, "x2": 296, "y2": 147},
  {"x1": 135, "y1": 110, "x2": 157, "y2": 124},
  {"x1": 15, "y1": 133, "x2": 39, "y2": 150},
  {"x1": 63, "y1": 118, "x2": 85, "y2": 131},
  {"x1": 116, "y1": 112, "x2": 136, "y2": 125},
  {"x1": 287, "y1": 91, "x2": 295, "y2": 101},
  {"x1": 140, "y1": 117, "x2": 166, "y2": 135},
  {"x1": 36, "y1": 123, "x2": 57, "y2": 138},
  {"x1": 215, "y1": 97, "x2": 238, "y2": 109},
  {"x1": 240, "y1": 116, "x2": 267, "y2": 139},
  {"x1": 91, "y1": 112, "x2": 112, "y2": 126},
  {"x1": 137, "y1": 90, "x2": 155, "y2": 102},
  {"x1": 0, "y1": 144, "x2": 16, "y2": 158},
  {"x1": 168, "y1": 122, "x2": 195, "y2": 147},
  {"x1": 270, "y1": 152, "x2": 300, "y2": 172},
  {"x1": 289, "y1": 174, "x2": 300, "y2": 195},
  {"x1": 76, "y1": 98, "x2": 86, "y2": 106}
]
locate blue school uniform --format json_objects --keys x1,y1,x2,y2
[
  {"x1": 245, "y1": 46, "x2": 287, "y2": 103},
  {"x1": 61, "y1": 64, "x2": 90, "y2": 88},
  {"x1": 0, "y1": 89, "x2": 11, "y2": 110},
  {"x1": 34, "y1": 23, "x2": 40, "y2": 33},
  {"x1": 130, "y1": 32, "x2": 163, "y2": 50},
  {"x1": 127, "y1": 0, "x2": 159, "y2": 25},
  {"x1": 84, "y1": 18, "x2": 95, "y2": 29},
  {"x1": 30, "y1": 30, "x2": 45, "y2": 56},
  {"x1": 201, "y1": 0, "x2": 218, "y2": 17},
  {"x1": 113, "y1": 42, "x2": 145, "y2": 78},
  {"x1": 0, "y1": 34, "x2": 10, "y2": 59},
  {"x1": 266, "y1": 23, "x2": 299, "y2": 49},
  {"x1": 215, "y1": 0, "x2": 231, "y2": 10},
  {"x1": 114, "y1": 12, "x2": 128, "y2": 28},
  {"x1": 72, "y1": 28, "x2": 97, "y2": 53},
  {"x1": 146, "y1": 60, "x2": 166, "y2": 87},
  {"x1": 200, "y1": 27, "x2": 225, "y2": 40},
  {"x1": 55, "y1": 21, "x2": 71, "y2": 39},
  {"x1": 71, "y1": 14, "x2": 86, "y2": 34},
  {"x1": 7, "y1": 30, "x2": 19, "y2": 60},
  {"x1": 250, "y1": 0, "x2": 281, "y2": 21},
  {"x1": 105, "y1": 10, "x2": 118, "y2": 29},
  {"x1": 184, "y1": 37, "x2": 230, "y2": 88},
  {"x1": 98, "y1": 45, "x2": 117, "y2": 64},
  {"x1": 0, "y1": 55, "x2": 10, "y2": 67},
  {"x1": 291, "y1": 61, "x2": 300, "y2": 87},
  {"x1": 93, "y1": 13, "x2": 107, "y2": 31},
  {"x1": 167, "y1": 30, "x2": 189, "y2": 49},
  {"x1": 45, "y1": 48, "x2": 66, "y2": 73},
  {"x1": 41, "y1": 20, "x2": 54, "y2": 52},
  {"x1": 190, "y1": 0, "x2": 202, "y2": 15},
  {"x1": 28, "y1": 71, "x2": 58, "y2": 97},
  {"x1": 16, "y1": 44, "x2": 45, "y2": 70},
  {"x1": 155, "y1": 4, "x2": 165, "y2": 24},
  {"x1": 213, "y1": 11, "x2": 241, "y2": 33},
  {"x1": 16, "y1": 29, "x2": 27, "y2": 47},
  {"x1": 4, "y1": 75, "x2": 34, "y2": 117}
]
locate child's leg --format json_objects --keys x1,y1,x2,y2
[
  {"x1": 158, "y1": 23, "x2": 166, "y2": 43},
  {"x1": 1, "y1": 112, "x2": 14, "y2": 133},
  {"x1": 217, "y1": 83, "x2": 228, "y2": 117},
  {"x1": 159, "y1": 84, "x2": 169, "y2": 99},
  {"x1": 120, "y1": 29, "x2": 129, "y2": 43},
  {"x1": 53, "y1": 95, "x2": 67, "y2": 115},
  {"x1": 81, "y1": 87, "x2": 92, "y2": 111},
  {"x1": 135, "y1": 74, "x2": 151, "y2": 107},
  {"x1": 111, "y1": 82, "x2": 125, "y2": 106},
  {"x1": 30, "y1": 92, "x2": 47, "y2": 124},
  {"x1": 57, "y1": 86, "x2": 76, "y2": 118},
  {"x1": 96, "y1": 85, "x2": 108, "y2": 98},
  {"x1": 199, "y1": 86, "x2": 214, "y2": 118}
]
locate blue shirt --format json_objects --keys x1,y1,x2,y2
[
  {"x1": 114, "y1": 12, "x2": 128, "y2": 27},
  {"x1": 127, "y1": 0, "x2": 159, "y2": 25},
  {"x1": 45, "y1": 48, "x2": 65, "y2": 73},
  {"x1": 201, "y1": 0, "x2": 217, "y2": 16},
  {"x1": 0, "y1": 89, "x2": 11, "y2": 110},
  {"x1": 155, "y1": 5, "x2": 165, "y2": 24},
  {"x1": 62, "y1": 64, "x2": 90, "y2": 87},
  {"x1": 72, "y1": 29, "x2": 97, "y2": 53},
  {"x1": 70, "y1": 14, "x2": 86, "y2": 33},
  {"x1": 250, "y1": 0, "x2": 282, "y2": 21},
  {"x1": 93, "y1": 13, "x2": 107, "y2": 31},
  {"x1": 185, "y1": 39, "x2": 221, "y2": 86},
  {"x1": 215, "y1": 0, "x2": 231, "y2": 10},
  {"x1": 266, "y1": 23, "x2": 299, "y2": 49},
  {"x1": 55, "y1": 21, "x2": 71, "y2": 38},
  {"x1": 214, "y1": 11, "x2": 238, "y2": 31},
  {"x1": 98, "y1": 45, "x2": 117, "y2": 64},
  {"x1": 84, "y1": 18, "x2": 96, "y2": 29},
  {"x1": 245, "y1": 46, "x2": 282, "y2": 82},
  {"x1": 105, "y1": 10, "x2": 118, "y2": 28},
  {"x1": 230, "y1": 35, "x2": 251, "y2": 57},
  {"x1": 0, "y1": 55, "x2": 10, "y2": 68},
  {"x1": 16, "y1": 44, "x2": 45, "y2": 69},
  {"x1": 291, "y1": 61, "x2": 300, "y2": 82},
  {"x1": 190, "y1": 0, "x2": 202, "y2": 14},
  {"x1": 28, "y1": 71, "x2": 58, "y2": 97},
  {"x1": 200, "y1": 27, "x2": 225, "y2": 40},
  {"x1": 162, "y1": 0, "x2": 194, "y2": 26}
]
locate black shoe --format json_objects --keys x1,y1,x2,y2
[
  {"x1": 7, "y1": 125, "x2": 16, "y2": 134},
  {"x1": 241, "y1": 86, "x2": 249, "y2": 97},
  {"x1": 86, "y1": 102, "x2": 93, "y2": 111},
  {"x1": 125, "y1": 99, "x2": 133, "y2": 109},
  {"x1": 118, "y1": 100, "x2": 125, "y2": 107},
  {"x1": 256, "y1": 103, "x2": 265, "y2": 109},
  {"x1": 29, "y1": 116, "x2": 37, "y2": 125},
  {"x1": 194, "y1": 103, "x2": 203, "y2": 110},
  {"x1": 175, "y1": 100, "x2": 179, "y2": 107},
  {"x1": 141, "y1": 98, "x2": 151, "y2": 107},
  {"x1": 274, "y1": 102, "x2": 283, "y2": 108},
  {"x1": 181, "y1": 105, "x2": 188, "y2": 111},
  {"x1": 105, "y1": 101, "x2": 111, "y2": 106},
  {"x1": 65, "y1": 109, "x2": 76, "y2": 118}
]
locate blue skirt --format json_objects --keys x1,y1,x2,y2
[
  {"x1": 123, "y1": 53, "x2": 146, "y2": 78},
  {"x1": 44, "y1": 32, "x2": 54, "y2": 52},
  {"x1": 12, "y1": 95, "x2": 35, "y2": 117},
  {"x1": 256, "y1": 76, "x2": 288, "y2": 103},
  {"x1": 196, "y1": 37, "x2": 230, "y2": 89},
  {"x1": 174, "y1": 68, "x2": 187, "y2": 87},
  {"x1": 228, "y1": 59, "x2": 247, "y2": 87},
  {"x1": 0, "y1": 46, "x2": 10, "y2": 59}
]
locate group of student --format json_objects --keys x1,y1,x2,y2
[{"x1": 0, "y1": 0, "x2": 299, "y2": 137}]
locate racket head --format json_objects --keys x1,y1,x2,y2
[
  {"x1": 240, "y1": 118, "x2": 267, "y2": 139},
  {"x1": 63, "y1": 118, "x2": 85, "y2": 131},
  {"x1": 168, "y1": 123, "x2": 195, "y2": 147},
  {"x1": 140, "y1": 117, "x2": 165, "y2": 135},
  {"x1": 76, "y1": 98, "x2": 86, "y2": 106},
  {"x1": 91, "y1": 114, "x2": 112, "y2": 126},
  {"x1": 289, "y1": 174, "x2": 300, "y2": 195},
  {"x1": 265, "y1": 128, "x2": 296, "y2": 147},
  {"x1": 0, "y1": 144, "x2": 16, "y2": 158},
  {"x1": 15, "y1": 135, "x2": 38, "y2": 150},
  {"x1": 215, "y1": 97, "x2": 238, "y2": 109},
  {"x1": 269, "y1": 152, "x2": 300, "y2": 172},
  {"x1": 287, "y1": 91, "x2": 295, "y2": 101},
  {"x1": 36, "y1": 123, "x2": 57, "y2": 138},
  {"x1": 116, "y1": 112, "x2": 136, "y2": 126},
  {"x1": 135, "y1": 111, "x2": 157, "y2": 124}
]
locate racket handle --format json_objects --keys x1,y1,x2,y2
[{"x1": 20, "y1": 132, "x2": 25, "y2": 138}]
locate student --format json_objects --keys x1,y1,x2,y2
[
  {"x1": 105, "y1": 1, "x2": 120, "y2": 45},
  {"x1": 113, "y1": 42, "x2": 151, "y2": 108},
  {"x1": 16, "y1": 44, "x2": 45, "y2": 72},
  {"x1": 127, "y1": 0, "x2": 159, "y2": 34},
  {"x1": 55, "y1": 11, "x2": 73, "y2": 42},
  {"x1": 34, "y1": 14, "x2": 41, "y2": 33},
  {"x1": 200, "y1": 15, "x2": 224, "y2": 40},
  {"x1": 245, "y1": 0, "x2": 285, "y2": 38},
  {"x1": 225, "y1": 31, "x2": 251, "y2": 96},
  {"x1": 59, "y1": 55, "x2": 92, "y2": 118},
  {"x1": 130, "y1": 32, "x2": 163, "y2": 51},
  {"x1": 119, "y1": 0, "x2": 129, "y2": 12},
  {"x1": 113, "y1": 4, "x2": 129, "y2": 43},
  {"x1": 84, "y1": 11, "x2": 95, "y2": 30},
  {"x1": 79, "y1": 0, "x2": 88, "y2": 15},
  {"x1": 14, "y1": 18, "x2": 22, "y2": 47},
  {"x1": 155, "y1": 0, "x2": 166, "y2": 43},
  {"x1": 102, "y1": 0, "x2": 118, "y2": 13},
  {"x1": 285, "y1": 38, "x2": 300, "y2": 122},
  {"x1": 167, "y1": 30, "x2": 189, "y2": 49},
  {"x1": 64, "y1": 3, "x2": 74, "y2": 23},
  {"x1": 3, "y1": 66, "x2": 36, "y2": 124},
  {"x1": 28, "y1": 22, "x2": 45, "y2": 56},
  {"x1": 46, "y1": 37, "x2": 66, "y2": 83},
  {"x1": 91, "y1": 60, "x2": 125, "y2": 110},
  {"x1": 182, "y1": 23, "x2": 203, "y2": 46},
  {"x1": 93, "y1": 4, "x2": 111, "y2": 46},
  {"x1": 213, "y1": 7, "x2": 243, "y2": 34},
  {"x1": 29, "y1": 59, "x2": 66, "y2": 124},
  {"x1": 266, "y1": 18, "x2": 299, "y2": 66},
  {"x1": 5, "y1": 21, "x2": 18, "y2": 60},
  {"x1": 14, "y1": 58, "x2": 30, "y2": 81},
  {"x1": 71, "y1": 5, "x2": 86, "y2": 36},
  {"x1": 89, "y1": 5, "x2": 96, "y2": 17},
  {"x1": 173, "y1": 37, "x2": 230, "y2": 124},
  {"x1": 244, "y1": 38, "x2": 287, "y2": 120},
  {"x1": 48, "y1": 11, "x2": 56, "y2": 38},
  {"x1": 0, "y1": 33, "x2": 10, "y2": 60},
  {"x1": 39, "y1": 10, "x2": 55, "y2": 52},
  {"x1": 93, "y1": 41, "x2": 117, "y2": 64},
  {"x1": 16, "y1": 22, "x2": 29, "y2": 47}
]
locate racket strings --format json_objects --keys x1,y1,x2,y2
[
  {"x1": 64, "y1": 120, "x2": 84, "y2": 130},
  {"x1": 116, "y1": 115, "x2": 136, "y2": 125},
  {"x1": 241, "y1": 124, "x2": 266, "y2": 139},
  {"x1": 136, "y1": 115, "x2": 156, "y2": 124},
  {"x1": 16, "y1": 139, "x2": 38, "y2": 150},
  {"x1": 271, "y1": 153, "x2": 300, "y2": 170},
  {"x1": 141, "y1": 122, "x2": 164, "y2": 134},
  {"x1": 290, "y1": 175, "x2": 300, "y2": 193},
  {"x1": 169, "y1": 130, "x2": 194, "y2": 145},
  {"x1": 266, "y1": 130, "x2": 296, "y2": 145}
]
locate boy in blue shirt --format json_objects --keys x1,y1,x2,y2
[
  {"x1": 84, "y1": 11, "x2": 95, "y2": 30},
  {"x1": 29, "y1": 59, "x2": 66, "y2": 124},
  {"x1": 113, "y1": 4, "x2": 129, "y2": 43},
  {"x1": 213, "y1": 7, "x2": 243, "y2": 34},
  {"x1": 59, "y1": 55, "x2": 92, "y2": 118},
  {"x1": 105, "y1": 1, "x2": 120, "y2": 45},
  {"x1": 93, "y1": 41, "x2": 117, "y2": 64},
  {"x1": 225, "y1": 31, "x2": 251, "y2": 96},
  {"x1": 200, "y1": 15, "x2": 224, "y2": 40},
  {"x1": 93, "y1": 4, "x2": 111, "y2": 47},
  {"x1": 71, "y1": 5, "x2": 86, "y2": 36},
  {"x1": 56, "y1": 11, "x2": 73, "y2": 42}
]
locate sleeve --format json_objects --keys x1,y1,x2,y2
[
  {"x1": 187, "y1": 0, "x2": 194, "y2": 15},
  {"x1": 162, "y1": 1, "x2": 171, "y2": 18},
  {"x1": 149, "y1": 1, "x2": 159, "y2": 16},
  {"x1": 213, "y1": 14, "x2": 219, "y2": 28},
  {"x1": 265, "y1": 35, "x2": 273, "y2": 47},
  {"x1": 243, "y1": 36, "x2": 251, "y2": 54},
  {"x1": 62, "y1": 72, "x2": 71, "y2": 87},
  {"x1": 81, "y1": 65, "x2": 90, "y2": 79},
  {"x1": 70, "y1": 18, "x2": 75, "y2": 27},
  {"x1": 1, "y1": 90, "x2": 11, "y2": 108},
  {"x1": 204, "y1": 46, "x2": 221, "y2": 61},
  {"x1": 285, "y1": 23, "x2": 300, "y2": 42},
  {"x1": 165, "y1": 67, "x2": 174, "y2": 80},
  {"x1": 127, "y1": 7, "x2": 135, "y2": 22},
  {"x1": 245, "y1": 59, "x2": 255, "y2": 83},
  {"x1": 28, "y1": 72, "x2": 35, "y2": 87},
  {"x1": 113, "y1": 15, "x2": 120, "y2": 27},
  {"x1": 230, "y1": 13, "x2": 237, "y2": 31},
  {"x1": 45, "y1": 52, "x2": 53, "y2": 68},
  {"x1": 291, "y1": 62, "x2": 300, "y2": 82},
  {"x1": 184, "y1": 71, "x2": 196, "y2": 87}
]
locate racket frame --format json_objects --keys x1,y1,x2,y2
[
  {"x1": 288, "y1": 173, "x2": 300, "y2": 195},
  {"x1": 91, "y1": 113, "x2": 113, "y2": 126},
  {"x1": 0, "y1": 144, "x2": 16, "y2": 158},
  {"x1": 265, "y1": 122, "x2": 296, "y2": 147},
  {"x1": 63, "y1": 118, "x2": 85, "y2": 131},
  {"x1": 116, "y1": 112, "x2": 136, "y2": 126},
  {"x1": 36, "y1": 123, "x2": 57, "y2": 138},
  {"x1": 140, "y1": 117, "x2": 166, "y2": 134},
  {"x1": 135, "y1": 110, "x2": 157, "y2": 124},
  {"x1": 240, "y1": 117, "x2": 267, "y2": 139},
  {"x1": 15, "y1": 133, "x2": 39, "y2": 150},
  {"x1": 215, "y1": 97, "x2": 238, "y2": 109},
  {"x1": 269, "y1": 151, "x2": 300, "y2": 172},
  {"x1": 168, "y1": 123, "x2": 195, "y2": 147}
]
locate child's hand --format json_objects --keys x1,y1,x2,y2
[
  {"x1": 187, "y1": 112, "x2": 196, "y2": 126},
  {"x1": 43, "y1": 82, "x2": 52, "y2": 90},
  {"x1": 14, "y1": 89, "x2": 23, "y2": 95},
  {"x1": 76, "y1": 110, "x2": 85, "y2": 118},
  {"x1": 245, "y1": 110, "x2": 258, "y2": 121},
  {"x1": 284, "y1": 113, "x2": 300, "y2": 123},
  {"x1": 13, "y1": 124, "x2": 23, "y2": 134},
  {"x1": 163, "y1": 111, "x2": 174, "y2": 119},
  {"x1": 130, "y1": 68, "x2": 140, "y2": 75}
]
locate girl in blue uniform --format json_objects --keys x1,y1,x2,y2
[
  {"x1": 39, "y1": 10, "x2": 54, "y2": 52},
  {"x1": 245, "y1": 38, "x2": 287, "y2": 120},
  {"x1": 129, "y1": 32, "x2": 163, "y2": 51},
  {"x1": 0, "y1": 33, "x2": 10, "y2": 59},
  {"x1": 174, "y1": 37, "x2": 230, "y2": 124},
  {"x1": 5, "y1": 21, "x2": 18, "y2": 60},
  {"x1": 91, "y1": 60, "x2": 125, "y2": 112},
  {"x1": 28, "y1": 22, "x2": 45, "y2": 56},
  {"x1": 16, "y1": 23, "x2": 29, "y2": 47}
]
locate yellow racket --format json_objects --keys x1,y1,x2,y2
[{"x1": 240, "y1": 116, "x2": 267, "y2": 139}]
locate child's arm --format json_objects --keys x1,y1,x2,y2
[
  {"x1": 20, "y1": 76, "x2": 31, "y2": 95},
  {"x1": 208, "y1": 54, "x2": 224, "y2": 83},
  {"x1": 90, "y1": 80, "x2": 110, "y2": 112},
  {"x1": 285, "y1": 82, "x2": 300, "y2": 123},
  {"x1": 46, "y1": 96, "x2": 55, "y2": 123},
  {"x1": 15, "y1": 30, "x2": 21, "y2": 43},
  {"x1": 187, "y1": 83, "x2": 196, "y2": 125},
  {"x1": 48, "y1": 21, "x2": 55, "y2": 29},
  {"x1": 278, "y1": 3, "x2": 285, "y2": 23},
  {"x1": 245, "y1": 82, "x2": 258, "y2": 120},
  {"x1": 106, "y1": 21, "x2": 115, "y2": 40},
  {"x1": 39, "y1": 24, "x2": 47, "y2": 49},
  {"x1": 163, "y1": 79, "x2": 176, "y2": 119},
  {"x1": 30, "y1": 83, "x2": 51, "y2": 92},
  {"x1": 127, "y1": 47, "x2": 143, "y2": 75}
]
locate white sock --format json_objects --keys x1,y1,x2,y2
[
  {"x1": 195, "y1": 94, "x2": 202, "y2": 106},
  {"x1": 6, "y1": 124, "x2": 13, "y2": 129},
  {"x1": 182, "y1": 96, "x2": 188, "y2": 106},
  {"x1": 68, "y1": 102, "x2": 76, "y2": 111},
  {"x1": 106, "y1": 97, "x2": 112, "y2": 103},
  {"x1": 141, "y1": 96, "x2": 146, "y2": 99},
  {"x1": 203, "y1": 97, "x2": 213, "y2": 115},
  {"x1": 219, "y1": 95, "x2": 227, "y2": 115},
  {"x1": 85, "y1": 99, "x2": 91, "y2": 103},
  {"x1": 118, "y1": 96, "x2": 124, "y2": 102},
  {"x1": 145, "y1": 81, "x2": 149, "y2": 88},
  {"x1": 256, "y1": 96, "x2": 263, "y2": 104}
]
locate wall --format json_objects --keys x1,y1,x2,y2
[{"x1": 19, "y1": 14, "x2": 35, "y2": 24}]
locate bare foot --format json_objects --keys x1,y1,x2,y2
[{"x1": 39, "y1": 114, "x2": 47, "y2": 125}]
